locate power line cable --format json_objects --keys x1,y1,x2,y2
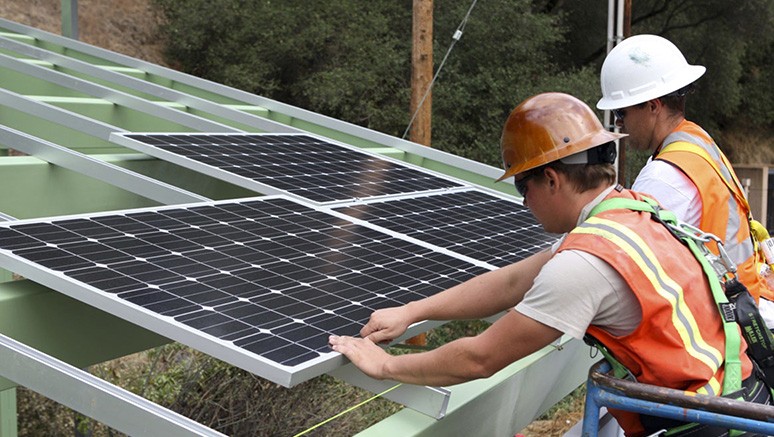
[{"x1": 402, "y1": 0, "x2": 480, "y2": 140}]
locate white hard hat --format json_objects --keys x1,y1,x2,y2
[{"x1": 596, "y1": 34, "x2": 706, "y2": 110}]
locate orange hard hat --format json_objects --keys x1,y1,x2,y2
[{"x1": 497, "y1": 92, "x2": 626, "y2": 181}]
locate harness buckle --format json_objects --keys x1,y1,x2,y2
[{"x1": 666, "y1": 221, "x2": 737, "y2": 279}]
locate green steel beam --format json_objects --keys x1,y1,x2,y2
[
  {"x1": 0, "y1": 156, "x2": 157, "y2": 219},
  {"x1": 0, "y1": 155, "x2": 257, "y2": 220},
  {"x1": 0, "y1": 102, "x2": 126, "y2": 154},
  {"x1": 0, "y1": 279, "x2": 169, "y2": 392},
  {"x1": 61, "y1": 0, "x2": 79, "y2": 40},
  {"x1": 357, "y1": 337, "x2": 594, "y2": 437},
  {"x1": 0, "y1": 389, "x2": 15, "y2": 437}
]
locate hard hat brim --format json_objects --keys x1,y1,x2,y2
[
  {"x1": 495, "y1": 130, "x2": 627, "y2": 182},
  {"x1": 596, "y1": 65, "x2": 705, "y2": 110}
]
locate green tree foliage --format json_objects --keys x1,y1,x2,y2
[
  {"x1": 630, "y1": 0, "x2": 774, "y2": 134},
  {"x1": 553, "y1": 0, "x2": 774, "y2": 132},
  {"x1": 551, "y1": 0, "x2": 774, "y2": 170},
  {"x1": 153, "y1": 0, "x2": 773, "y2": 167},
  {"x1": 153, "y1": 0, "x2": 599, "y2": 167},
  {"x1": 737, "y1": 27, "x2": 774, "y2": 126},
  {"x1": 429, "y1": 1, "x2": 599, "y2": 164},
  {"x1": 154, "y1": 0, "x2": 412, "y2": 136}
]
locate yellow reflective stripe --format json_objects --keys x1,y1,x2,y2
[
  {"x1": 708, "y1": 376, "x2": 721, "y2": 396},
  {"x1": 573, "y1": 217, "x2": 723, "y2": 372},
  {"x1": 661, "y1": 141, "x2": 751, "y2": 212},
  {"x1": 695, "y1": 376, "x2": 721, "y2": 396}
]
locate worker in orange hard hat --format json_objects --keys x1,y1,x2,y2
[
  {"x1": 497, "y1": 91, "x2": 624, "y2": 183},
  {"x1": 330, "y1": 92, "x2": 769, "y2": 437},
  {"x1": 597, "y1": 34, "x2": 774, "y2": 326}
]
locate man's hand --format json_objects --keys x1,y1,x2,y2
[
  {"x1": 360, "y1": 306, "x2": 414, "y2": 344},
  {"x1": 328, "y1": 335, "x2": 391, "y2": 380}
]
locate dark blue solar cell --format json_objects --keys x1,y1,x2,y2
[
  {"x1": 120, "y1": 133, "x2": 464, "y2": 203},
  {"x1": 0, "y1": 196, "x2": 488, "y2": 377},
  {"x1": 334, "y1": 190, "x2": 557, "y2": 268}
]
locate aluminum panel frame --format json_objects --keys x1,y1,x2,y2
[{"x1": 0, "y1": 331, "x2": 225, "y2": 437}]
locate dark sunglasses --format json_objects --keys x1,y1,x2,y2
[
  {"x1": 612, "y1": 108, "x2": 627, "y2": 120},
  {"x1": 514, "y1": 171, "x2": 539, "y2": 197},
  {"x1": 613, "y1": 101, "x2": 649, "y2": 121}
]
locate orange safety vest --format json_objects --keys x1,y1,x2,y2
[
  {"x1": 559, "y1": 188, "x2": 753, "y2": 436},
  {"x1": 655, "y1": 120, "x2": 773, "y2": 302}
]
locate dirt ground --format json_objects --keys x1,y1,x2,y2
[{"x1": 0, "y1": 0, "x2": 166, "y2": 65}]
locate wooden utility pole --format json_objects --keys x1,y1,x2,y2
[
  {"x1": 409, "y1": 0, "x2": 433, "y2": 147},
  {"x1": 623, "y1": 0, "x2": 632, "y2": 37}
]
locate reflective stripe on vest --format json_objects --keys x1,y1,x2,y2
[
  {"x1": 661, "y1": 131, "x2": 749, "y2": 256},
  {"x1": 662, "y1": 140, "x2": 754, "y2": 264},
  {"x1": 657, "y1": 121, "x2": 769, "y2": 301},
  {"x1": 574, "y1": 216, "x2": 723, "y2": 396}
]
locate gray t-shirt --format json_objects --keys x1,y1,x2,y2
[{"x1": 515, "y1": 186, "x2": 642, "y2": 339}]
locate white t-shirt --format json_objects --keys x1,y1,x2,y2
[
  {"x1": 515, "y1": 186, "x2": 642, "y2": 339},
  {"x1": 631, "y1": 158, "x2": 702, "y2": 227},
  {"x1": 633, "y1": 156, "x2": 774, "y2": 324}
]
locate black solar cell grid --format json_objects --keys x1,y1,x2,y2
[
  {"x1": 8, "y1": 132, "x2": 561, "y2": 385},
  {"x1": 0, "y1": 197, "x2": 488, "y2": 370},
  {"x1": 334, "y1": 190, "x2": 558, "y2": 267},
  {"x1": 120, "y1": 133, "x2": 464, "y2": 203}
]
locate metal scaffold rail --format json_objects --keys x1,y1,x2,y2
[
  {"x1": 0, "y1": 332, "x2": 225, "y2": 437},
  {"x1": 583, "y1": 360, "x2": 774, "y2": 436}
]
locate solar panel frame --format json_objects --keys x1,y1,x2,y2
[
  {"x1": 109, "y1": 132, "x2": 467, "y2": 205},
  {"x1": 0, "y1": 195, "x2": 493, "y2": 387}
]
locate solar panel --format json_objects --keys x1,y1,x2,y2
[
  {"x1": 109, "y1": 133, "x2": 465, "y2": 204},
  {"x1": 334, "y1": 189, "x2": 558, "y2": 267},
  {"x1": 0, "y1": 196, "x2": 489, "y2": 387},
  {"x1": 15, "y1": 130, "x2": 558, "y2": 389}
]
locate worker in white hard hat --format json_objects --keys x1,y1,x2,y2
[
  {"x1": 330, "y1": 93, "x2": 769, "y2": 437},
  {"x1": 597, "y1": 34, "x2": 774, "y2": 326}
]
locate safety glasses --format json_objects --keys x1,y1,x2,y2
[
  {"x1": 514, "y1": 171, "x2": 539, "y2": 198},
  {"x1": 613, "y1": 101, "x2": 648, "y2": 121}
]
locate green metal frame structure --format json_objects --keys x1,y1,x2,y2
[{"x1": 0, "y1": 16, "x2": 594, "y2": 437}]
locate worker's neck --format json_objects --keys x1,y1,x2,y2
[
  {"x1": 651, "y1": 114, "x2": 685, "y2": 156},
  {"x1": 566, "y1": 184, "x2": 613, "y2": 231}
]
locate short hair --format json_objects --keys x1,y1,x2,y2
[
  {"x1": 658, "y1": 84, "x2": 694, "y2": 116},
  {"x1": 531, "y1": 162, "x2": 617, "y2": 193}
]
